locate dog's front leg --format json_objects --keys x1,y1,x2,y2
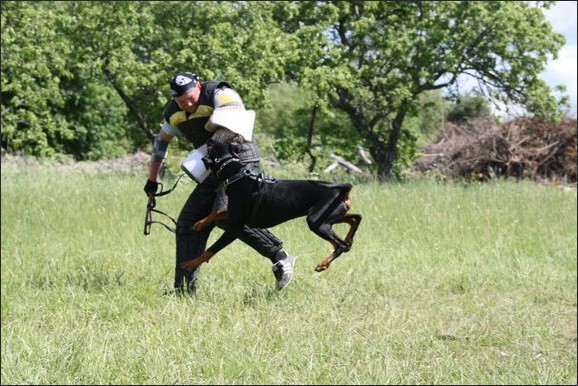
[
  {"x1": 180, "y1": 228, "x2": 241, "y2": 271},
  {"x1": 180, "y1": 251, "x2": 215, "y2": 270},
  {"x1": 193, "y1": 210, "x2": 228, "y2": 231}
]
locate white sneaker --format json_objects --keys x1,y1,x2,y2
[{"x1": 272, "y1": 252, "x2": 296, "y2": 290}]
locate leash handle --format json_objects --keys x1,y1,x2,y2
[
  {"x1": 144, "y1": 206, "x2": 177, "y2": 235},
  {"x1": 147, "y1": 192, "x2": 156, "y2": 209},
  {"x1": 143, "y1": 173, "x2": 185, "y2": 235},
  {"x1": 154, "y1": 174, "x2": 186, "y2": 197}
]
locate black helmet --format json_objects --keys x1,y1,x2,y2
[{"x1": 169, "y1": 72, "x2": 198, "y2": 97}]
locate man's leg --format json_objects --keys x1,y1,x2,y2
[
  {"x1": 214, "y1": 215, "x2": 296, "y2": 290},
  {"x1": 174, "y1": 177, "x2": 218, "y2": 294},
  {"x1": 237, "y1": 227, "x2": 297, "y2": 290}
]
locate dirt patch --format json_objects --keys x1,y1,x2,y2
[{"x1": 1, "y1": 151, "x2": 151, "y2": 173}]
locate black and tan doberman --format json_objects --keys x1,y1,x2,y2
[{"x1": 180, "y1": 140, "x2": 362, "y2": 272}]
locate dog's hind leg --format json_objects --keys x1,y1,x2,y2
[
  {"x1": 314, "y1": 245, "x2": 348, "y2": 272},
  {"x1": 335, "y1": 213, "x2": 362, "y2": 250},
  {"x1": 312, "y1": 215, "x2": 361, "y2": 272},
  {"x1": 307, "y1": 199, "x2": 355, "y2": 272},
  {"x1": 332, "y1": 189, "x2": 361, "y2": 249},
  {"x1": 307, "y1": 221, "x2": 350, "y2": 272}
]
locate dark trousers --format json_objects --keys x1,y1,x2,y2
[{"x1": 174, "y1": 162, "x2": 283, "y2": 291}]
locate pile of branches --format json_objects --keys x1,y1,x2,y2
[{"x1": 412, "y1": 116, "x2": 577, "y2": 184}]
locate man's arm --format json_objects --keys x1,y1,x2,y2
[
  {"x1": 144, "y1": 127, "x2": 175, "y2": 202},
  {"x1": 148, "y1": 129, "x2": 174, "y2": 181}
]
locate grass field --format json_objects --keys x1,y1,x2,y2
[{"x1": 1, "y1": 162, "x2": 576, "y2": 385}]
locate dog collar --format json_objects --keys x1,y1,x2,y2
[
  {"x1": 223, "y1": 169, "x2": 251, "y2": 189},
  {"x1": 216, "y1": 156, "x2": 240, "y2": 176}
]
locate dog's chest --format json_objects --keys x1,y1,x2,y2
[{"x1": 224, "y1": 180, "x2": 262, "y2": 219}]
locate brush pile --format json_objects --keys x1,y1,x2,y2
[{"x1": 412, "y1": 116, "x2": 577, "y2": 184}]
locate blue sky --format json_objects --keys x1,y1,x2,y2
[{"x1": 542, "y1": 1, "x2": 577, "y2": 115}]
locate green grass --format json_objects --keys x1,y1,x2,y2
[{"x1": 1, "y1": 163, "x2": 576, "y2": 385}]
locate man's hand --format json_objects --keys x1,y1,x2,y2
[
  {"x1": 144, "y1": 179, "x2": 159, "y2": 195},
  {"x1": 144, "y1": 179, "x2": 159, "y2": 208}
]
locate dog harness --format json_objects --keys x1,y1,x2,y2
[
  {"x1": 213, "y1": 152, "x2": 276, "y2": 223},
  {"x1": 223, "y1": 168, "x2": 277, "y2": 190},
  {"x1": 218, "y1": 155, "x2": 276, "y2": 190},
  {"x1": 223, "y1": 167, "x2": 276, "y2": 224}
]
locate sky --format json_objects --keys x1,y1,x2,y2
[{"x1": 542, "y1": 1, "x2": 577, "y2": 115}]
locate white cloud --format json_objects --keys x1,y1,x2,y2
[{"x1": 544, "y1": 2, "x2": 577, "y2": 42}]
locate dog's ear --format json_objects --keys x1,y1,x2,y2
[
  {"x1": 207, "y1": 139, "x2": 218, "y2": 150},
  {"x1": 202, "y1": 156, "x2": 214, "y2": 170},
  {"x1": 228, "y1": 141, "x2": 241, "y2": 157},
  {"x1": 206, "y1": 139, "x2": 223, "y2": 158}
]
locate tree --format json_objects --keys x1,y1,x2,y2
[
  {"x1": 258, "y1": 83, "x2": 362, "y2": 173},
  {"x1": 1, "y1": 0, "x2": 569, "y2": 182},
  {"x1": 1, "y1": 2, "x2": 74, "y2": 157},
  {"x1": 1, "y1": 1, "x2": 299, "y2": 159},
  {"x1": 281, "y1": 1, "x2": 568, "y2": 181},
  {"x1": 446, "y1": 95, "x2": 492, "y2": 125},
  {"x1": 1, "y1": 1, "x2": 161, "y2": 159}
]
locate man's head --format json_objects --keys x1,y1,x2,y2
[{"x1": 170, "y1": 72, "x2": 201, "y2": 113}]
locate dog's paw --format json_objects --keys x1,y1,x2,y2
[
  {"x1": 181, "y1": 258, "x2": 204, "y2": 270},
  {"x1": 315, "y1": 261, "x2": 330, "y2": 272},
  {"x1": 180, "y1": 260, "x2": 199, "y2": 271},
  {"x1": 181, "y1": 253, "x2": 213, "y2": 270}
]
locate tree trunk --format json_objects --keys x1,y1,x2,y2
[
  {"x1": 306, "y1": 105, "x2": 318, "y2": 173},
  {"x1": 335, "y1": 88, "x2": 404, "y2": 182},
  {"x1": 379, "y1": 107, "x2": 408, "y2": 182},
  {"x1": 364, "y1": 130, "x2": 390, "y2": 182},
  {"x1": 102, "y1": 63, "x2": 155, "y2": 142}
]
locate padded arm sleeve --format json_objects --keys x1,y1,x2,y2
[
  {"x1": 151, "y1": 121, "x2": 176, "y2": 162},
  {"x1": 211, "y1": 127, "x2": 244, "y2": 144},
  {"x1": 211, "y1": 128, "x2": 260, "y2": 163}
]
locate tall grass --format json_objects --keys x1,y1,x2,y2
[{"x1": 2, "y1": 163, "x2": 576, "y2": 385}]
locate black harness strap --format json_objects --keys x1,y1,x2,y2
[
  {"x1": 223, "y1": 169, "x2": 247, "y2": 189},
  {"x1": 216, "y1": 158, "x2": 277, "y2": 224},
  {"x1": 248, "y1": 172, "x2": 277, "y2": 223}
]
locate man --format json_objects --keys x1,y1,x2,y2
[{"x1": 144, "y1": 72, "x2": 296, "y2": 294}]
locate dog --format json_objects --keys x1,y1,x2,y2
[{"x1": 180, "y1": 140, "x2": 362, "y2": 273}]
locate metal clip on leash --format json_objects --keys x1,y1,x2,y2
[{"x1": 143, "y1": 173, "x2": 186, "y2": 235}]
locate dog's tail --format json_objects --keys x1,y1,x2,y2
[
  {"x1": 312, "y1": 181, "x2": 352, "y2": 192},
  {"x1": 318, "y1": 182, "x2": 353, "y2": 204}
]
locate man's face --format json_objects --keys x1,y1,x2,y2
[{"x1": 174, "y1": 83, "x2": 201, "y2": 113}]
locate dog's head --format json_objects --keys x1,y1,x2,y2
[{"x1": 203, "y1": 139, "x2": 242, "y2": 174}]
